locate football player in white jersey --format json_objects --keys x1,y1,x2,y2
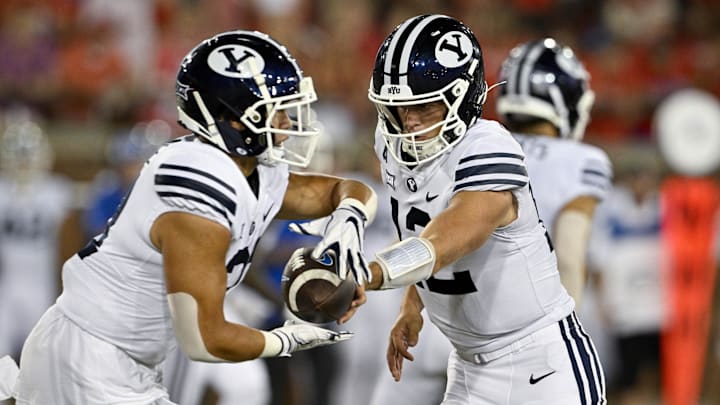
[
  {"x1": 355, "y1": 14, "x2": 606, "y2": 404},
  {"x1": 0, "y1": 112, "x2": 73, "y2": 363},
  {"x1": 13, "y1": 30, "x2": 376, "y2": 405},
  {"x1": 496, "y1": 38, "x2": 612, "y2": 307}
]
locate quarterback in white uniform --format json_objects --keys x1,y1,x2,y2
[
  {"x1": 359, "y1": 15, "x2": 606, "y2": 404},
  {"x1": 496, "y1": 38, "x2": 613, "y2": 307},
  {"x1": 13, "y1": 31, "x2": 375, "y2": 404}
]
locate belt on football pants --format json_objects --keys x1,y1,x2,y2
[{"x1": 456, "y1": 321, "x2": 557, "y2": 365}]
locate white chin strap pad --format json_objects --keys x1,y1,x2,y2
[{"x1": 375, "y1": 237, "x2": 436, "y2": 289}]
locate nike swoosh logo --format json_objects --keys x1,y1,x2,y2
[
  {"x1": 529, "y1": 370, "x2": 556, "y2": 385},
  {"x1": 425, "y1": 192, "x2": 439, "y2": 202}
]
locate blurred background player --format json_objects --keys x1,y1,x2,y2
[
  {"x1": 587, "y1": 159, "x2": 664, "y2": 405},
  {"x1": 496, "y1": 37, "x2": 613, "y2": 308},
  {"x1": 0, "y1": 108, "x2": 74, "y2": 364},
  {"x1": 83, "y1": 120, "x2": 172, "y2": 239}
]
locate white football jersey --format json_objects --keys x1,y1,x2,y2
[
  {"x1": 0, "y1": 174, "x2": 73, "y2": 288},
  {"x1": 0, "y1": 174, "x2": 73, "y2": 357},
  {"x1": 512, "y1": 134, "x2": 612, "y2": 235},
  {"x1": 375, "y1": 119, "x2": 574, "y2": 355},
  {"x1": 57, "y1": 135, "x2": 288, "y2": 366}
]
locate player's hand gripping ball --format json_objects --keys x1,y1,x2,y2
[{"x1": 281, "y1": 246, "x2": 356, "y2": 324}]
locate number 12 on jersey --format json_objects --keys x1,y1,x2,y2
[{"x1": 390, "y1": 197, "x2": 478, "y2": 295}]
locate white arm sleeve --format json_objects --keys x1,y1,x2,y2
[
  {"x1": 167, "y1": 292, "x2": 224, "y2": 362},
  {"x1": 553, "y1": 210, "x2": 593, "y2": 309}
]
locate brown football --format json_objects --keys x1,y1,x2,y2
[{"x1": 281, "y1": 246, "x2": 356, "y2": 324}]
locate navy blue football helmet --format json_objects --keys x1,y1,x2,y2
[
  {"x1": 496, "y1": 38, "x2": 594, "y2": 141},
  {"x1": 176, "y1": 30, "x2": 319, "y2": 167},
  {"x1": 0, "y1": 108, "x2": 52, "y2": 178},
  {"x1": 368, "y1": 14, "x2": 487, "y2": 165}
]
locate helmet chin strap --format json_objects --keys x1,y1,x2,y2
[
  {"x1": 401, "y1": 136, "x2": 447, "y2": 161},
  {"x1": 192, "y1": 91, "x2": 232, "y2": 153}
]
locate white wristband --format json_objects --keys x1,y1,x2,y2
[
  {"x1": 375, "y1": 237, "x2": 436, "y2": 289},
  {"x1": 259, "y1": 330, "x2": 283, "y2": 358},
  {"x1": 341, "y1": 192, "x2": 377, "y2": 225}
]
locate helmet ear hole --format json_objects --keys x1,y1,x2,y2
[
  {"x1": 452, "y1": 83, "x2": 464, "y2": 97},
  {"x1": 453, "y1": 125, "x2": 464, "y2": 137},
  {"x1": 249, "y1": 110, "x2": 262, "y2": 123}
]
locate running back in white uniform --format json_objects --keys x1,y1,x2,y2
[
  {"x1": 58, "y1": 135, "x2": 287, "y2": 366},
  {"x1": 15, "y1": 29, "x2": 366, "y2": 405},
  {"x1": 513, "y1": 134, "x2": 612, "y2": 237},
  {"x1": 14, "y1": 135, "x2": 288, "y2": 404}
]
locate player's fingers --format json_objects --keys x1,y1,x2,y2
[
  {"x1": 288, "y1": 221, "x2": 319, "y2": 236},
  {"x1": 337, "y1": 286, "x2": 367, "y2": 325},
  {"x1": 348, "y1": 256, "x2": 367, "y2": 286},
  {"x1": 396, "y1": 353, "x2": 404, "y2": 381},
  {"x1": 346, "y1": 250, "x2": 361, "y2": 284},
  {"x1": 337, "y1": 286, "x2": 365, "y2": 324},
  {"x1": 397, "y1": 343, "x2": 414, "y2": 361},
  {"x1": 337, "y1": 306, "x2": 357, "y2": 325},
  {"x1": 310, "y1": 241, "x2": 329, "y2": 260},
  {"x1": 337, "y1": 248, "x2": 350, "y2": 279},
  {"x1": 352, "y1": 284, "x2": 366, "y2": 306},
  {"x1": 389, "y1": 328, "x2": 414, "y2": 362},
  {"x1": 386, "y1": 341, "x2": 400, "y2": 380}
]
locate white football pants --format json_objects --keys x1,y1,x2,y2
[
  {"x1": 443, "y1": 313, "x2": 606, "y2": 405},
  {"x1": 14, "y1": 306, "x2": 174, "y2": 405}
]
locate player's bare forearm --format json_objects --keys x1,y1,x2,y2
[
  {"x1": 366, "y1": 191, "x2": 513, "y2": 291},
  {"x1": 421, "y1": 190, "x2": 515, "y2": 269},
  {"x1": 278, "y1": 172, "x2": 375, "y2": 219},
  {"x1": 154, "y1": 212, "x2": 272, "y2": 362},
  {"x1": 366, "y1": 261, "x2": 384, "y2": 290}
]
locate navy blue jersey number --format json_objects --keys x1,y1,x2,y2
[{"x1": 390, "y1": 197, "x2": 477, "y2": 295}]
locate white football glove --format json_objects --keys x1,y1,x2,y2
[
  {"x1": 289, "y1": 198, "x2": 371, "y2": 285},
  {"x1": 263, "y1": 320, "x2": 353, "y2": 358}
]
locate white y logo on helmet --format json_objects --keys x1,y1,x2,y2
[
  {"x1": 208, "y1": 45, "x2": 265, "y2": 78},
  {"x1": 435, "y1": 31, "x2": 472, "y2": 68}
]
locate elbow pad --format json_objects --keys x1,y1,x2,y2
[{"x1": 167, "y1": 292, "x2": 224, "y2": 362}]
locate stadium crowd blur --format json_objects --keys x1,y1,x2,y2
[
  {"x1": 2, "y1": 0, "x2": 720, "y2": 156},
  {"x1": 0, "y1": 0, "x2": 719, "y2": 404}
]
